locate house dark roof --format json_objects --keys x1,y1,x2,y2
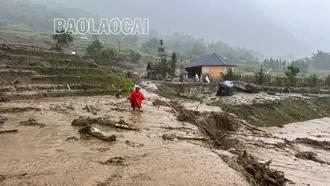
[
  {"x1": 147, "y1": 62, "x2": 155, "y2": 69},
  {"x1": 185, "y1": 53, "x2": 237, "y2": 68}
]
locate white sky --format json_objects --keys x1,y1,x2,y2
[{"x1": 254, "y1": 0, "x2": 330, "y2": 52}]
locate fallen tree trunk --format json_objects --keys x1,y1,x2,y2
[
  {"x1": 177, "y1": 136, "x2": 208, "y2": 140},
  {"x1": 80, "y1": 127, "x2": 116, "y2": 141},
  {"x1": 85, "y1": 105, "x2": 97, "y2": 115},
  {"x1": 114, "y1": 123, "x2": 139, "y2": 130},
  {"x1": 0, "y1": 129, "x2": 18, "y2": 134}
]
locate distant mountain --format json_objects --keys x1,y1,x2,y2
[
  {"x1": 0, "y1": 0, "x2": 97, "y2": 32},
  {"x1": 50, "y1": 0, "x2": 312, "y2": 57}
]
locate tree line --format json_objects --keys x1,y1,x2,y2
[{"x1": 262, "y1": 50, "x2": 330, "y2": 73}]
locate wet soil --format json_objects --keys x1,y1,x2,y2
[
  {"x1": 0, "y1": 90, "x2": 248, "y2": 186},
  {"x1": 1, "y1": 85, "x2": 330, "y2": 186}
]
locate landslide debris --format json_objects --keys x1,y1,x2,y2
[
  {"x1": 18, "y1": 118, "x2": 45, "y2": 128},
  {"x1": 222, "y1": 150, "x2": 292, "y2": 186}
]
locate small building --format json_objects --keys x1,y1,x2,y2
[
  {"x1": 146, "y1": 62, "x2": 157, "y2": 79},
  {"x1": 185, "y1": 53, "x2": 237, "y2": 80},
  {"x1": 80, "y1": 37, "x2": 89, "y2": 41}
]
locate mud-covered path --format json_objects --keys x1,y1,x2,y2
[{"x1": 0, "y1": 88, "x2": 248, "y2": 186}]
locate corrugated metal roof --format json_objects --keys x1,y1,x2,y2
[{"x1": 185, "y1": 53, "x2": 237, "y2": 68}]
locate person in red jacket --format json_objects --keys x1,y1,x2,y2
[{"x1": 128, "y1": 87, "x2": 145, "y2": 111}]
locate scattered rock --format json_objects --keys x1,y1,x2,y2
[
  {"x1": 65, "y1": 136, "x2": 79, "y2": 142},
  {"x1": 0, "y1": 174, "x2": 5, "y2": 182},
  {"x1": 92, "y1": 147, "x2": 110, "y2": 152},
  {"x1": 0, "y1": 97, "x2": 9, "y2": 102},
  {"x1": 103, "y1": 157, "x2": 125, "y2": 166},
  {"x1": 55, "y1": 149, "x2": 65, "y2": 153},
  {"x1": 125, "y1": 140, "x2": 144, "y2": 148},
  {"x1": 162, "y1": 134, "x2": 177, "y2": 141}
]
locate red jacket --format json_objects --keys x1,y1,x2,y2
[{"x1": 129, "y1": 91, "x2": 145, "y2": 108}]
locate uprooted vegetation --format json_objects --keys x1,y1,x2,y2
[
  {"x1": 0, "y1": 107, "x2": 41, "y2": 113},
  {"x1": 153, "y1": 99, "x2": 239, "y2": 147},
  {"x1": 18, "y1": 118, "x2": 45, "y2": 128},
  {"x1": 221, "y1": 150, "x2": 292, "y2": 186},
  {"x1": 153, "y1": 99, "x2": 293, "y2": 185},
  {"x1": 295, "y1": 151, "x2": 330, "y2": 165},
  {"x1": 71, "y1": 117, "x2": 137, "y2": 141},
  {"x1": 211, "y1": 97, "x2": 330, "y2": 127},
  {"x1": 294, "y1": 137, "x2": 330, "y2": 151}
]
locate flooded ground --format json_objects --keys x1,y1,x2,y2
[
  {"x1": 1, "y1": 86, "x2": 330, "y2": 186},
  {"x1": 0, "y1": 88, "x2": 248, "y2": 186}
]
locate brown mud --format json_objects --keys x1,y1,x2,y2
[
  {"x1": 18, "y1": 118, "x2": 45, "y2": 128},
  {"x1": 0, "y1": 84, "x2": 330, "y2": 185}
]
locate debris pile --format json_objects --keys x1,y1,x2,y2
[
  {"x1": 19, "y1": 118, "x2": 45, "y2": 128},
  {"x1": 295, "y1": 151, "x2": 330, "y2": 165},
  {"x1": 71, "y1": 117, "x2": 115, "y2": 127},
  {"x1": 0, "y1": 107, "x2": 41, "y2": 113},
  {"x1": 294, "y1": 138, "x2": 330, "y2": 150},
  {"x1": 223, "y1": 150, "x2": 291, "y2": 186}
]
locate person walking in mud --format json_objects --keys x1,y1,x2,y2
[{"x1": 128, "y1": 87, "x2": 145, "y2": 111}]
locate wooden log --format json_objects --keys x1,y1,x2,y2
[
  {"x1": 114, "y1": 123, "x2": 138, "y2": 130},
  {"x1": 11, "y1": 78, "x2": 18, "y2": 85},
  {"x1": 85, "y1": 105, "x2": 97, "y2": 115},
  {"x1": 0, "y1": 129, "x2": 18, "y2": 134},
  {"x1": 177, "y1": 136, "x2": 208, "y2": 140},
  {"x1": 87, "y1": 127, "x2": 116, "y2": 141}
]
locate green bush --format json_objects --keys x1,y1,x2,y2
[{"x1": 24, "y1": 56, "x2": 42, "y2": 66}]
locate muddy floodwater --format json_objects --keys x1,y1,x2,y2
[{"x1": 1, "y1": 88, "x2": 330, "y2": 186}]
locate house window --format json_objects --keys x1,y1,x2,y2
[{"x1": 226, "y1": 67, "x2": 232, "y2": 73}]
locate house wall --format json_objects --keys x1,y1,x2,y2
[{"x1": 202, "y1": 66, "x2": 235, "y2": 80}]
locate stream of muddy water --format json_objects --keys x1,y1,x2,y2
[{"x1": 0, "y1": 86, "x2": 330, "y2": 186}]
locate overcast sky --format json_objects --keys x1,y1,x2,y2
[
  {"x1": 53, "y1": 0, "x2": 330, "y2": 55},
  {"x1": 254, "y1": 0, "x2": 330, "y2": 53}
]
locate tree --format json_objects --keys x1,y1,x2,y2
[
  {"x1": 100, "y1": 49, "x2": 115, "y2": 66},
  {"x1": 85, "y1": 40, "x2": 115, "y2": 66},
  {"x1": 86, "y1": 40, "x2": 104, "y2": 58},
  {"x1": 170, "y1": 52, "x2": 177, "y2": 76},
  {"x1": 52, "y1": 29, "x2": 73, "y2": 51},
  {"x1": 285, "y1": 64, "x2": 300, "y2": 86},
  {"x1": 128, "y1": 49, "x2": 141, "y2": 64},
  {"x1": 311, "y1": 50, "x2": 330, "y2": 70},
  {"x1": 91, "y1": 34, "x2": 100, "y2": 41},
  {"x1": 255, "y1": 66, "x2": 265, "y2": 85},
  {"x1": 155, "y1": 40, "x2": 170, "y2": 77},
  {"x1": 158, "y1": 39, "x2": 166, "y2": 62},
  {"x1": 222, "y1": 70, "x2": 235, "y2": 80},
  {"x1": 141, "y1": 38, "x2": 159, "y2": 54}
]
